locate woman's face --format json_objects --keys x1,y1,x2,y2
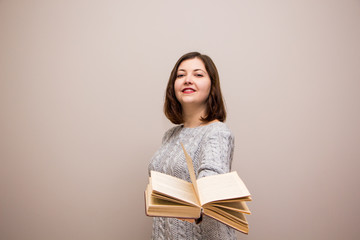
[{"x1": 174, "y1": 58, "x2": 211, "y2": 109}]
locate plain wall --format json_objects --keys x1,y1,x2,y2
[{"x1": 1, "y1": 0, "x2": 359, "y2": 239}]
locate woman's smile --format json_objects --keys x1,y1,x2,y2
[
  {"x1": 174, "y1": 58, "x2": 211, "y2": 107},
  {"x1": 182, "y1": 87, "x2": 196, "y2": 93}
]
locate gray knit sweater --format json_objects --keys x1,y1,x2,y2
[{"x1": 148, "y1": 121, "x2": 237, "y2": 240}]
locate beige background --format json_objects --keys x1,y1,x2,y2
[{"x1": 1, "y1": 0, "x2": 359, "y2": 239}]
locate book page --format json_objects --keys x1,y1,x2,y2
[
  {"x1": 205, "y1": 205, "x2": 248, "y2": 224},
  {"x1": 151, "y1": 193, "x2": 195, "y2": 206},
  {"x1": 150, "y1": 171, "x2": 200, "y2": 207},
  {"x1": 209, "y1": 200, "x2": 251, "y2": 214},
  {"x1": 197, "y1": 171, "x2": 250, "y2": 205},
  {"x1": 203, "y1": 208, "x2": 249, "y2": 234},
  {"x1": 180, "y1": 143, "x2": 200, "y2": 199},
  {"x1": 145, "y1": 184, "x2": 201, "y2": 218}
]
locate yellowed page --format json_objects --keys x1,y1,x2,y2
[
  {"x1": 150, "y1": 171, "x2": 200, "y2": 207},
  {"x1": 215, "y1": 196, "x2": 252, "y2": 202},
  {"x1": 145, "y1": 184, "x2": 150, "y2": 212},
  {"x1": 205, "y1": 205, "x2": 248, "y2": 224},
  {"x1": 203, "y1": 208, "x2": 249, "y2": 234},
  {"x1": 151, "y1": 193, "x2": 195, "y2": 206},
  {"x1": 208, "y1": 200, "x2": 251, "y2": 214},
  {"x1": 180, "y1": 143, "x2": 200, "y2": 200},
  {"x1": 145, "y1": 184, "x2": 201, "y2": 218},
  {"x1": 196, "y1": 171, "x2": 250, "y2": 205}
]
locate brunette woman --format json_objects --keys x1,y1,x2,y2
[{"x1": 149, "y1": 52, "x2": 236, "y2": 239}]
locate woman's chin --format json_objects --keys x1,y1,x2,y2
[{"x1": 180, "y1": 101, "x2": 206, "y2": 108}]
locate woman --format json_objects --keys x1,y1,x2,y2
[{"x1": 148, "y1": 52, "x2": 236, "y2": 239}]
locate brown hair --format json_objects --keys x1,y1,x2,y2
[{"x1": 164, "y1": 52, "x2": 227, "y2": 124}]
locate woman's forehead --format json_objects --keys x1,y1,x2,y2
[{"x1": 178, "y1": 58, "x2": 206, "y2": 72}]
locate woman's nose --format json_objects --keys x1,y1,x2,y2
[{"x1": 184, "y1": 75, "x2": 193, "y2": 84}]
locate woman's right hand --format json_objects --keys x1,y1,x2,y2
[{"x1": 177, "y1": 218, "x2": 195, "y2": 223}]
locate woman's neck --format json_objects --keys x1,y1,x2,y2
[
  {"x1": 182, "y1": 104, "x2": 220, "y2": 128},
  {"x1": 182, "y1": 104, "x2": 206, "y2": 128}
]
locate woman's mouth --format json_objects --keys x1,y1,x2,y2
[{"x1": 182, "y1": 88, "x2": 196, "y2": 93}]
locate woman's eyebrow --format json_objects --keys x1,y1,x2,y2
[
  {"x1": 178, "y1": 69, "x2": 206, "y2": 73},
  {"x1": 194, "y1": 69, "x2": 206, "y2": 73}
]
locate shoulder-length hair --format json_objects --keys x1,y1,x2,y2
[{"x1": 164, "y1": 52, "x2": 227, "y2": 124}]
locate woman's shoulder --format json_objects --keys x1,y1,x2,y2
[
  {"x1": 206, "y1": 121, "x2": 233, "y2": 135},
  {"x1": 198, "y1": 121, "x2": 234, "y2": 145},
  {"x1": 165, "y1": 124, "x2": 183, "y2": 135},
  {"x1": 161, "y1": 125, "x2": 182, "y2": 143}
]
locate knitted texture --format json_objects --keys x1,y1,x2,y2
[{"x1": 148, "y1": 122, "x2": 237, "y2": 240}]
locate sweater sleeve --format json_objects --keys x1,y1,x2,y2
[
  {"x1": 197, "y1": 128, "x2": 234, "y2": 179},
  {"x1": 196, "y1": 127, "x2": 237, "y2": 239}
]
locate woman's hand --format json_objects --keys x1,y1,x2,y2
[{"x1": 177, "y1": 218, "x2": 195, "y2": 223}]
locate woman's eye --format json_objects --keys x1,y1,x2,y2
[
  {"x1": 195, "y1": 74, "x2": 203, "y2": 77},
  {"x1": 177, "y1": 74, "x2": 184, "y2": 78}
]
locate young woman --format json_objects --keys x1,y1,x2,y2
[{"x1": 148, "y1": 52, "x2": 236, "y2": 239}]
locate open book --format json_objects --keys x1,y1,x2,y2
[{"x1": 145, "y1": 144, "x2": 252, "y2": 234}]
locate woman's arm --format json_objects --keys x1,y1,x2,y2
[
  {"x1": 197, "y1": 128, "x2": 234, "y2": 179},
  {"x1": 196, "y1": 127, "x2": 237, "y2": 239}
]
